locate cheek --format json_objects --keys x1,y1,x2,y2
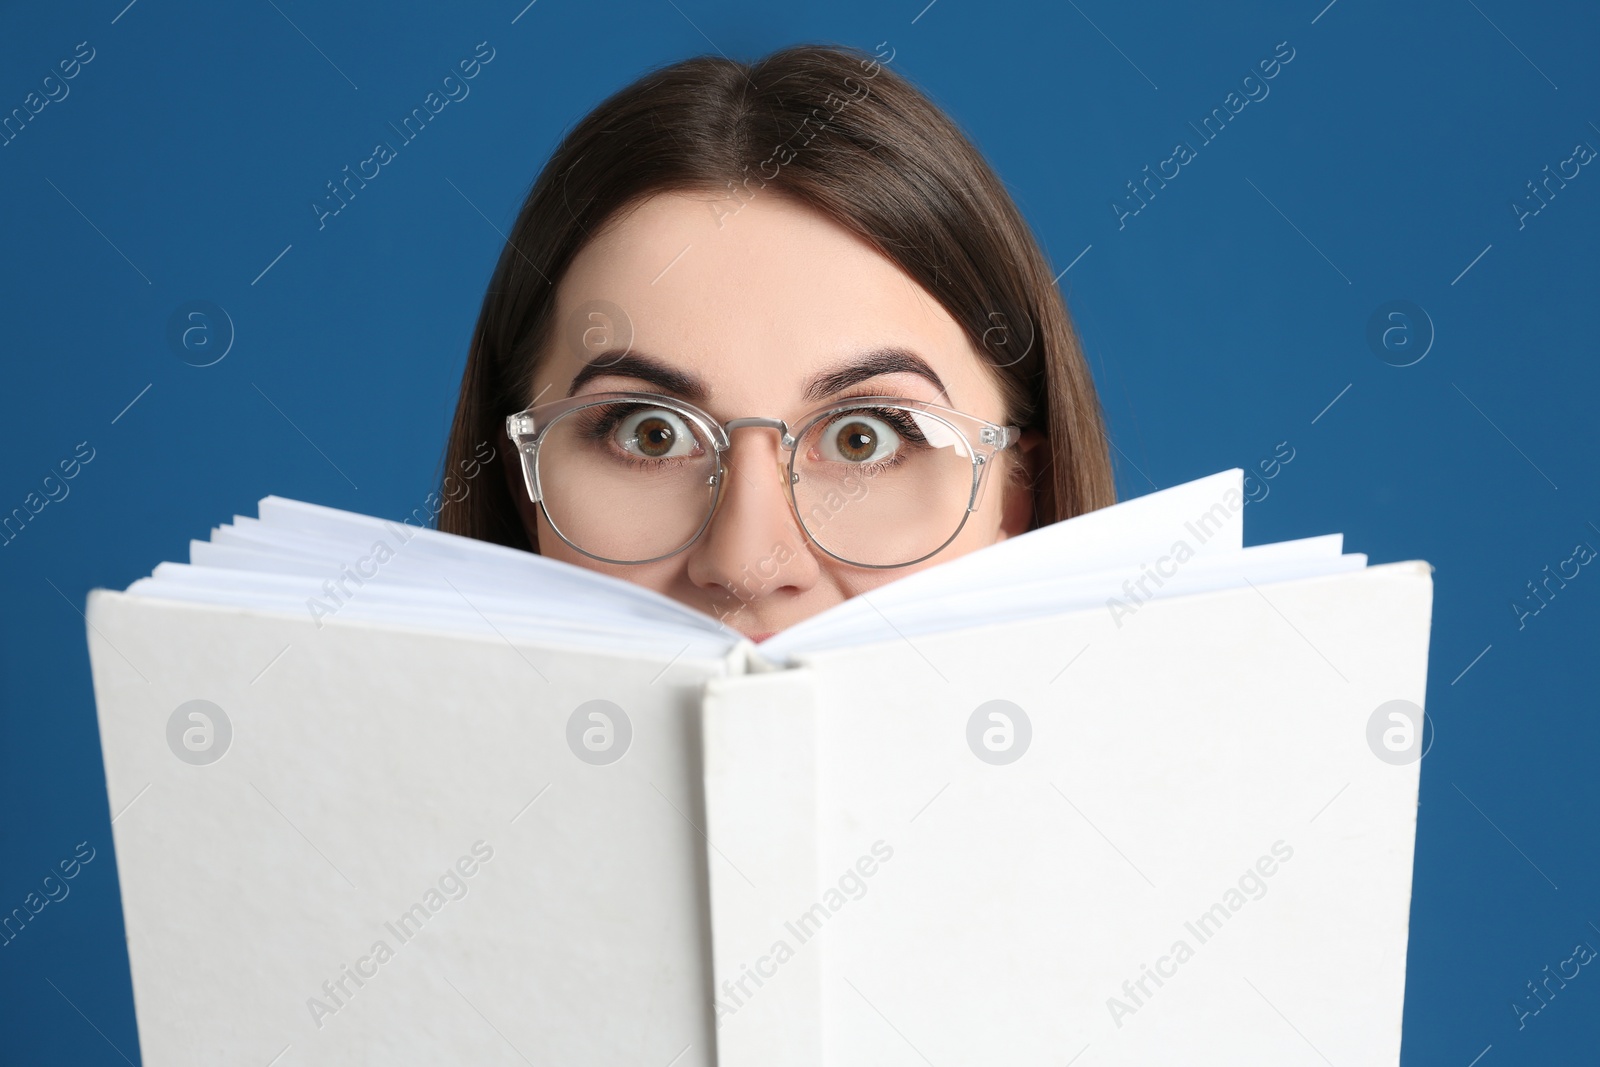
[
  {"x1": 947, "y1": 467, "x2": 1011, "y2": 547},
  {"x1": 819, "y1": 556, "x2": 903, "y2": 601},
  {"x1": 816, "y1": 459, "x2": 1014, "y2": 596},
  {"x1": 821, "y1": 509, "x2": 1004, "y2": 599},
  {"x1": 535, "y1": 511, "x2": 684, "y2": 591}
]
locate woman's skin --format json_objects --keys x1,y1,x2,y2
[{"x1": 509, "y1": 191, "x2": 1041, "y2": 640}]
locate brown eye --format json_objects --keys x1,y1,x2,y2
[
  {"x1": 636, "y1": 417, "x2": 675, "y2": 457},
  {"x1": 615, "y1": 408, "x2": 700, "y2": 460},
  {"x1": 836, "y1": 421, "x2": 876, "y2": 461},
  {"x1": 821, "y1": 414, "x2": 901, "y2": 464}
]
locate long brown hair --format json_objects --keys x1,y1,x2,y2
[{"x1": 438, "y1": 42, "x2": 1114, "y2": 550}]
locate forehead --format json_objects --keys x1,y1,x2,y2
[{"x1": 534, "y1": 191, "x2": 999, "y2": 415}]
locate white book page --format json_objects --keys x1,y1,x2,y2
[
  {"x1": 134, "y1": 500, "x2": 740, "y2": 653},
  {"x1": 764, "y1": 535, "x2": 1359, "y2": 656},
  {"x1": 126, "y1": 467, "x2": 1359, "y2": 661},
  {"x1": 216, "y1": 496, "x2": 726, "y2": 626},
  {"x1": 764, "y1": 468, "x2": 1260, "y2": 658},
  {"x1": 127, "y1": 564, "x2": 737, "y2": 662}
]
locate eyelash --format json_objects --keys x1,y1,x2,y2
[
  {"x1": 571, "y1": 405, "x2": 702, "y2": 471},
  {"x1": 843, "y1": 406, "x2": 924, "y2": 444}
]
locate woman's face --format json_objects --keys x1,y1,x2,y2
[{"x1": 512, "y1": 191, "x2": 1038, "y2": 640}]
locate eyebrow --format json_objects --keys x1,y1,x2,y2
[
  {"x1": 802, "y1": 347, "x2": 950, "y2": 404},
  {"x1": 565, "y1": 346, "x2": 951, "y2": 406},
  {"x1": 567, "y1": 353, "x2": 711, "y2": 403}
]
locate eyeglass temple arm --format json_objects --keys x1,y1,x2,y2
[
  {"x1": 505, "y1": 416, "x2": 545, "y2": 503},
  {"x1": 980, "y1": 424, "x2": 1021, "y2": 451}
]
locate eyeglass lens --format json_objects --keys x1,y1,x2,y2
[{"x1": 535, "y1": 399, "x2": 980, "y2": 566}]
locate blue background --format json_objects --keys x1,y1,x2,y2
[{"x1": 2, "y1": 0, "x2": 1596, "y2": 1062}]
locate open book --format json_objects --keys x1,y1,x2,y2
[{"x1": 84, "y1": 468, "x2": 1433, "y2": 1066}]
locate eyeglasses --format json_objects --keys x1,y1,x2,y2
[{"x1": 505, "y1": 391, "x2": 1020, "y2": 569}]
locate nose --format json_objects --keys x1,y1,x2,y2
[{"x1": 684, "y1": 427, "x2": 821, "y2": 604}]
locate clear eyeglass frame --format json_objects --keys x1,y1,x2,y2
[{"x1": 504, "y1": 390, "x2": 1022, "y2": 569}]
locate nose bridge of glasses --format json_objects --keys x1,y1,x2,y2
[{"x1": 720, "y1": 416, "x2": 797, "y2": 452}]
